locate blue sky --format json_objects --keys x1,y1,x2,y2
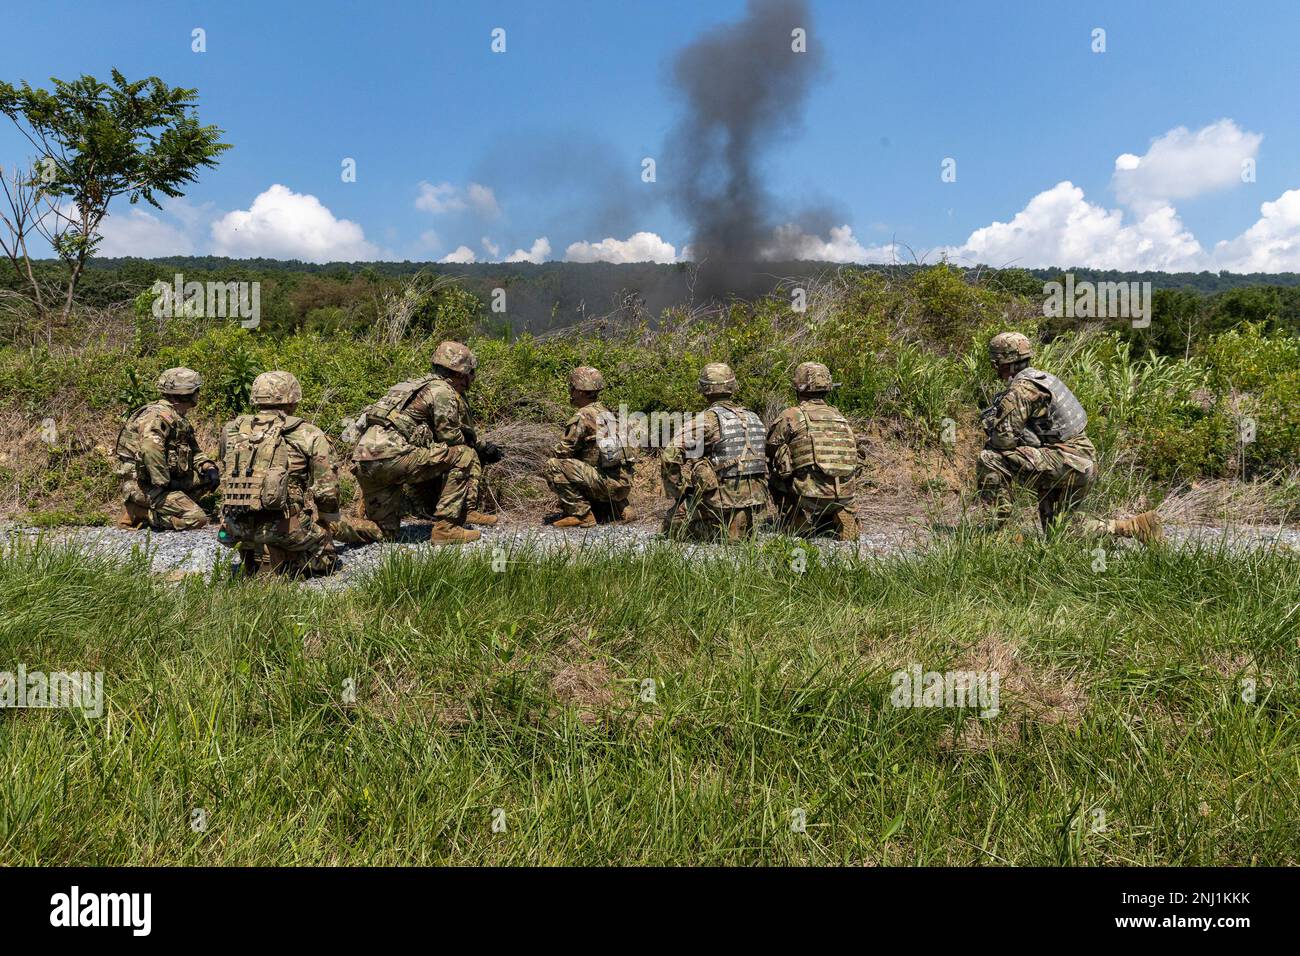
[{"x1": 4, "y1": 0, "x2": 1300, "y2": 270}]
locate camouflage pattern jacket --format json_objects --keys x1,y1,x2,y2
[
  {"x1": 552, "y1": 401, "x2": 635, "y2": 475},
  {"x1": 766, "y1": 398, "x2": 859, "y2": 501},
  {"x1": 355, "y1": 372, "x2": 475, "y2": 462},
  {"x1": 984, "y1": 376, "x2": 1095, "y2": 470},
  {"x1": 220, "y1": 411, "x2": 343, "y2": 520},
  {"x1": 662, "y1": 400, "x2": 768, "y2": 509},
  {"x1": 116, "y1": 398, "x2": 212, "y2": 490}
]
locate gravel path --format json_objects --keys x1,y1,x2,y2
[{"x1": 3, "y1": 517, "x2": 1297, "y2": 591}]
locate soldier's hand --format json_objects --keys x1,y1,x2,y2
[
  {"x1": 200, "y1": 462, "x2": 221, "y2": 490},
  {"x1": 479, "y1": 441, "x2": 504, "y2": 464}
]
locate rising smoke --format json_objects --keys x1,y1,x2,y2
[{"x1": 666, "y1": 0, "x2": 828, "y2": 297}]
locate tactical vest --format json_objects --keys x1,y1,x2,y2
[
  {"x1": 362, "y1": 375, "x2": 436, "y2": 443},
  {"x1": 588, "y1": 404, "x2": 637, "y2": 469},
  {"x1": 220, "y1": 412, "x2": 301, "y2": 516},
  {"x1": 1012, "y1": 367, "x2": 1088, "y2": 443},
  {"x1": 114, "y1": 402, "x2": 193, "y2": 476},
  {"x1": 790, "y1": 403, "x2": 857, "y2": 478},
  {"x1": 708, "y1": 405, "x2": 767, "y2": 478},
  {"x1": 113, "y1": 405, "x2": 153, "y2": 465}
]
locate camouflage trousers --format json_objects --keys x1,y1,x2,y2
[
  {"x1": 976, "y1": 445, "x2": 1098, "y2": 532},
  {"x1": 771, "y1": 485, "x2": 854, "y2": 537},
  {"x1": 120, "y1": 479, "x2": 209, "y2": 531},
  {"x1": 769, "y1": 478, "x2": 852, "y2": 538},
  {"x1": 663, "y1": 495, "x2": 764, "y2": 542},
  {"x1": 544, "y1": 457, "x2": 631, "y2": 518},
  {"x1": 220, "y1": 506, "x2": 337, "y2": 576},
  {"x1": 352, "y1": 444, "x2": 481, "y2": 539}
]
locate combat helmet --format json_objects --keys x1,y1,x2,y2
[
  {"x1": 157, "y1": 367, "x2": 203, "y2": 397},
  {"x1": 568, "y1": 366, "x2": 605, "y2": 392},
  {"x1": 988, "y1": 332, "x2": 1034, "y2": 366},
  {"x1": 793, "y1": 361, "x2": 834, "y2": 394},
  {"x1": 432, "y1": 340, "x2": 479, "y2": 375},
  {"x1": 250, "y1": 370, "x2": 302, "y2": 407},
  {"x1": 698, "y1": 362, "x2": 737, "y2": 396}
]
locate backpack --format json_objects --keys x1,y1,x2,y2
[{"x1": 220, "y1": 413, "x2": 295, "y2": 516}]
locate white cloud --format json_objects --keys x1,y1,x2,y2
[
  {"x1": 1212, "y1": 188, "x2": 1300, "y2": 272},
  {"x1": 415, "y1": 180, "x2": 500, "y2": 218},
  {"x1": 949, "y1": 181, "x2": 1203, "y2": 270},
  {"x1": 415, "y1": 182, "x2": 461, "y2": 214},
  {"x1": 944, "y1": 120, "x2": 1287, "y2": 271},
  {"x1": 504, "y1": 237, "x2": 551, "y2": 263},
  {"x1": 439, "y1": 245, "x2": 477, "y2": 264},
  {"x1": 481, "y1": 236, "x2": 501, "y2": 257},
  {"x1": 1112, "y1": 119, "x2": 1261, "y2": 212},
  {"x1": 96, "y1": 207, "x2": 195, "y2": 257},
  {"x1": 564, "y1": 231, "x2": 677, "y2": 263},
  {"x1": 210, "y1": 184, "x2": 378, "y2": 262},
  {"x1": 760, "y1": 223, "x2": 901, "y2": 264},
  {"x1": 466, "y1": 183, "x2": 500, "y2": 217}
]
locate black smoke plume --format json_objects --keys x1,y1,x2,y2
[{"x1": 667, "y1": 0, "x2": 826, "y2": 298}]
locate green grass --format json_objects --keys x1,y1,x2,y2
[{"x1": 1, "y1": 535, "x2": 1296, "y2": 865}]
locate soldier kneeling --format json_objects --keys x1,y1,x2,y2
[
  {"x1": 217, "y1": 371, "x2": 344, "y2": 577},
  {"x1": 766, "y1": 362, "x2": 860, "y2": 541},
  {"x1": 977, "y1": 332, "x2": 1161, "y2": 542},
  {"x1": 661, "y1": 362, "x2": 769, "y2": 541},
  {"x1": 114, "y1": 367, "x2": 218, "y2": 531},
  {"x1": 345, "y1": 341, "x2": 502, "y2": 545},
  {"x1": 544, "y1": 366, "x2": 637, "y2": 528}
]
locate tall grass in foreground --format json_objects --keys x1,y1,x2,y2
[{"x1": 0, "y1": 537, "x2": 1296, "y2": 865}]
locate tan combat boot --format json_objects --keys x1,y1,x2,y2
[
  {"x1": 116, "y1": 502, "x2": 150, "y2": 529},
  {"x1": 429, "y1": 520, "x2": 481, "y2": 544},
  {"x1": 553, "y1": 513, "x2": 596, "y2": 529},
  {"x1": 1112, "y1": 510, "x2": 1163, "y2": 544},
  {"x1": 465, "y1": 510, "x2": 499, "y2": 526},
  {"x1": 833, "y1": 510, "x2": 859, "y2": 542}
]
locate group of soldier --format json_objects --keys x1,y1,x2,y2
[{"x1": 112, "y1": 331, "x2": 1161, "y2": 578}]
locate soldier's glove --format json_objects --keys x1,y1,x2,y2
[
  {"x1": 199, "y1": 462, "x2": 221, "y2": 491},
  {"x1": 479, "y1": 441, "x2": 504, "y2": 464}
]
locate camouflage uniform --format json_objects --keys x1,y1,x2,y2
[
  {"x1": 975, "y1": 332, "x2": 1101, "y2": 533},
  {"x1": 662, "y1": 363, "x2": 769, "y2": 541},
  {"x1": 114, "y1": 367, "x2": 215, "y2": 530},
  {"x1": 216, "y1": 371, "x2": 345, "y2": 576},
  {"x1": 345, "y1": 342, "x2": 493, "y2": 542},
  {"x1": 766, "y1": 363, "x2": 860, "y2": 540},
  {"x1": 544, "y1": 367, "x2": 635, "y2": 523}
]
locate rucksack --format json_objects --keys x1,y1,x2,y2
[{"x1": 220, "y1": 413, "x2": 295, "y2": 516}]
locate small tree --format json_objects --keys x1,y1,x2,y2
[{"x1": 0, "y1": 69, "x2": 230, "y2": 322}]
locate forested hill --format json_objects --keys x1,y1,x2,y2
[
  {"x1": 76, "y1": 256, "x2": 1300, "y2": 294},
  {"x1": 7, "y1": 257, "x2": 1300, "y2": 345}
]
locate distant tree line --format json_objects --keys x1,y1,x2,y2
[{"x1": 3, "y1": 256, "x2": 1300, "y2": 354}]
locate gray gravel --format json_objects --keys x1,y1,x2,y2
[{"x1": 3, "y1": 518, "x2": 1296, "y2": 591}]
